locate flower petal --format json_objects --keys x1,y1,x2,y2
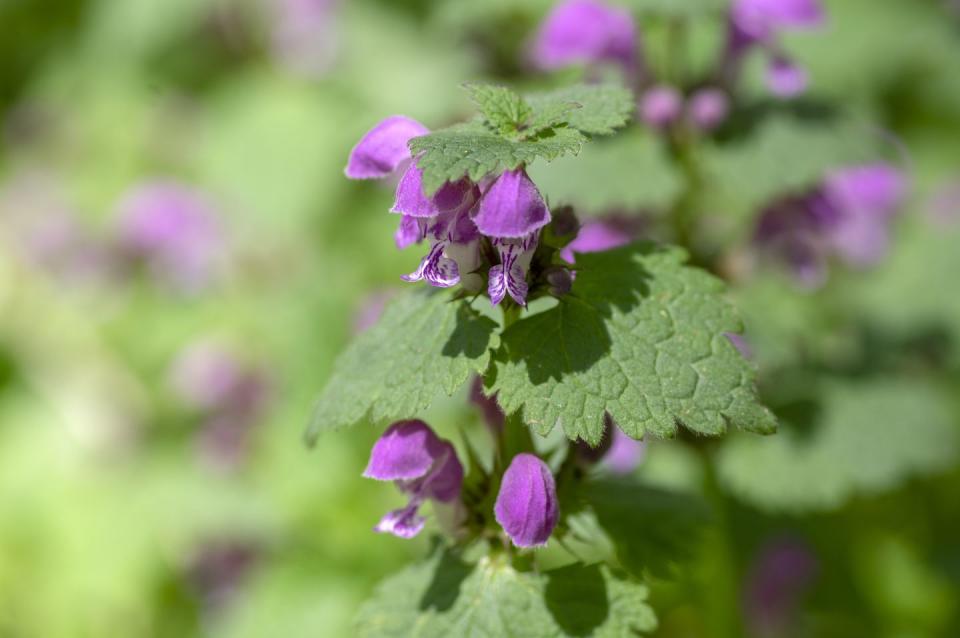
[
  {"x1": 345, "y1": 116, "x2": 429, "y2": 179},
  {"x1": 732, "y1": 0, "x2": 824, "y2": 43},
  {"x1": 363, "y1": 420, "x2": 447, "y2": 481},
  {"x1": 374, "y1": 503, "x2": 426, "y2": 538},
  {"x1": 390, "y1": 164, "x2": 474, "y2": 218},
  {"x1": 688, "y1": 88, "x2": 730, "y2": 132},
  {"x1": 473, "y1": 170, "x2": 550, "y2": 239},
  {"x1": 394, "y1": 215, "x2": 425, "y2": 250},
  {"x1": 494, "y1": 453, "x2": 559, "y2": 548},
  {"x1": 639, "y1": 85, "x2": 684, "y2": 130}
]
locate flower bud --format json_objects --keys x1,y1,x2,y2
[
  {"x1": 544, "y1": 266, "x2": 573, "y2": 297},
  {"x1": 494, "y1": 453, "x2": 559, "y2": 547},
  {"x1": 550, "y1": 205, "x2": 580, "y2": 238},
  {"x1": 688, "y1": 88, "x2": 730, "y2": 132},
  {"x1": 639, "y1": 86, "x2": 683, "y2": 130}
]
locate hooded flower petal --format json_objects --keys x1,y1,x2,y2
[
  {"x1": 604, "y1": 429, "x2": 646, "y2": 474},
  {"x1": 488, "y1": 234, "x2": 538, "y2": 306},
  {"x1": 345, "y1": 116, "x2": 429, "y2": 179},
  {"x1": 394, "y1": 214, "x2": 425, "y2": 249},
  {"x1": 530, "y1": 0, "x2": 638, "y2": 72},
  {"x1": 363, "y1": 419, "x2": 449, "y2": 481},
  {"x1": 766, "y1": 56, "x2": 808, "y2": 97},
  {"x1": 495, "y1": 453, "x2": 559, "y2": 548},
  {"x1": 473, "y1": 169, "x2": 551, "y2": 239},
  {"x1": 390, "y1": 164, "x2": 475, "y2": 218},
  {"x1": 639, "y1": 85, "x2": 684, "y2": 130}
]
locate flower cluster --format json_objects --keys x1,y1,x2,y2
[
  {"x1": 753, "y1": 163, "x2": 906, "y2": 287},
  {"x1": 346, "y1": 116, "x2": 555, "y2": 306},
  {"x1": 363, "y1": 420, "x2": 559, "y2": 547}
]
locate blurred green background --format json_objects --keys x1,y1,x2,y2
[{"x1": 0, "y1": 1, "x2": 958, "y2": 637}]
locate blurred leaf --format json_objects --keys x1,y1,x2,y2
[
  {"x1": 530, "y1": 127, "x2": 682, "y2": 213},
  {"x1": 306, "y1": 290, "x2": 498, "y2": 441},
  {"x1": 490, "y1": 243, "x2": 776, "y2": 445},
  {"x1": 584, "y1": 480, "x2": 710, "y2": 578},
  {"x1": 716, "y1": 378, "x2": 960, "y2": 512},
  {"x1": 354, "y1": 549, "x2": 656, "y2": 637}
]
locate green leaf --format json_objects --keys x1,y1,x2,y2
[
  {"x1": 583, "y1": 480, "x2": 710, "y2": 579},
  {"x1": 355, "y1": 550, "x2": 657, "y2": 637},
  {"x1": 465, "y1": 83, "x2": 533, "y2": 137},
  {"x1": 305, "y1": 290, "x2": 498, "y2": 442},
  {"x1": 410, "y1": 121, "x2": 587, "y2": 195},
  {"x1": 526, "y1": 84, "x2": 635, "y2": 136},
  {"x1": 529, "y1": 127, "x2": 682, "y2": 213},
  {"x1": 489, "y1": 243, "x2": 776, "y2": 445},
  {"x1": 410, "y1": 84, "x2": 634, "y2": 195},
  {"x1": 716, "y1": 378, "x2": 960, "y2": 512}
]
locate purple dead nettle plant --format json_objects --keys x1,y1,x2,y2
[
  {"x1": 346, "y1": 117, "x2": 553, "y2": 307},
  {"x1": 719, "y1": 0, "x2": 824, "y2": 98},
  {"x1": 753, "y1": 163, "x2": 907, "y2": 287}
]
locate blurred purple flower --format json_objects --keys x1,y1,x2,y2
[
  {"x1": 725, "y1": 332, "x2": 754, "y2": 359},
  {"x1": 560, "y1": 216, "x2": 637, "y2": 263},
  {"x1": 352, "y1": 289, "x2": 395, "y2": 334},
  {"x1": 688, "y1": 88, "x2": 730, "y2": 132},
  {"x1": 754, "y1": 163, "x2": 906, "y2": 286},
  {"x1": 364, "y1": 420, "x2": 464, "y2": 539},
  {"x1": 530, "y1": 0, "x2": 639, "y2": 75},
  {"x1": 0, "y1": 173, "x2": 114, "y2": 284},
  {"x1": 495, "y1": 453, "x2": 559, "y2": 547},
  {"x1": 575, "y1": 413, "x2": 645, "y2": 474},
  {"x1": 639, "y1": 85, "x2": 683, "y2": 130},
  {"x1": 744, "y1": 538, "x2": 818, "y2": 637},
  {"x1": 117, "y1": 181, "x2": 224, "y2": 293},
  {"x1": 469, "y1": 376, "x2": 505, "y2": 433},
  {"x1": 270, "y1": 0, "x2": 341, "y2": 78},
  {"x1": 170, "y1": 341, "x2": 271, "y2": 471},
  {"x1": 188, "y1": 539, "x2": 260, "y2": 613},
  {"x1": 765, "y1": 56, "x2": 808, "y2": 98}
]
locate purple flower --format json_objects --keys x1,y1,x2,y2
[
  {"x1": 363, "y1": 420, "x2": 464, "y2": 539},
  {"x1": 270, "y1": 0, "x2": 342, "y2": 78},
  {"x1": 754, "y1": 163, "x2": 906, "y2": 286},
  {"x1": 345, "y1": 116, "x2": 429, "y2": 180},
  {"x1": 473, "y1": 169, "x2": 551, "y2": 239},
  {"x1": 688, "y1": 88, "x2": 730, "y2": 132},
  {"x1": 352, "y1": 290, "x2": 395, "y2": 334},
  {"x1": 639, "y1": 85, "x2": 684, "y2": 130},
  {"x1": 765, "y1": 56, "x2": 808, "y2": 98},
  {"x1": 744, "y1": 538, "x2": 818, "y2": 638},
  {"x1": 530, "y1": 0, "x2": 638, "y2": 74},
  {"x1": 495, "y1": 453, "x2": 559, "y2": 547},
  {"x1": 560, "y1": 217, "x2": 636, "y2": 263},
  {"x1": 117, "y1": 181, "x2": 224, "y2": 293},
  {"x1": 724, "y1": 332, "x2": 754, "y2": 359}
]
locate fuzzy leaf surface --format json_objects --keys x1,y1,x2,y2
[
  {"x1": 355, "y1": 550, "x2": 656, "y2": 637},
  {"x1": 489, "y1": 243, "x2": 776, "y2": 445},
  {"x1": 306, "y1": 290, "x2": 498, "y2": 441}
]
